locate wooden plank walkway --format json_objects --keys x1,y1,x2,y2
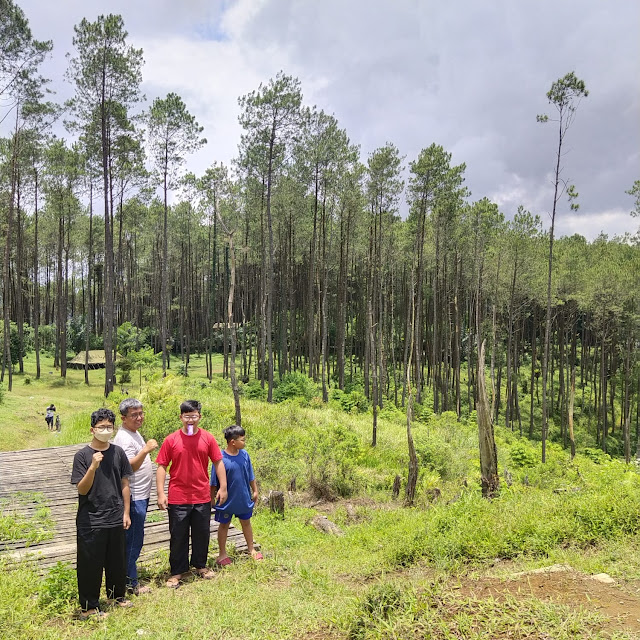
[{"x1": 0, "y1": 444, "x2": 248, "y2": 571}]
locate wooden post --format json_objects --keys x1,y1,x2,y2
[{"x1": 269, "y1": 490, "x2": 285, "y2": 517}]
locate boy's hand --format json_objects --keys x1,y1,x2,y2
[
  {"x1": 215, "y1": 487, "x2": 227, "y2": 505},
  {"x1": 90, "y1": 451, "x2": 103, "y2": 470},
  {"x1": 252, "y1": 489, "x2": 259, "y2": 502},
  {"x1": 157, "y1": 493, "x2": 168, "y2": 510},
  {"x1": 123, "y1": 513, "x2": 131, "y2": 529},
  {"x1": 145, "y1": 439, "x2": 158, "y2": 453}
]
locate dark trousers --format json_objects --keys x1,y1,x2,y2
[
  {"x1": 167, "y1": 502, "x2": 211, "y2": 575},
  {"x1": 77, "y1": 525, "x2": 126, "y2": 611}
]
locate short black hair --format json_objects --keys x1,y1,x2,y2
[
  {"x1": 223, "y1": 425, "x2": 245, "y2": 442},
  {"x1": 180, "y1": 399, "x2": 201, "y2": 414},
  {"x1": 91, "y1": 408, "x2": 116, "y2": 428}
]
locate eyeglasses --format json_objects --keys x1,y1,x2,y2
[
  {"x1": 181, "y1": 414, "x2": 200, "y2": 421},
  {"x1": 94, "y1": 426, "x2": 114, "y2": 432},
  {"x1": 127, "y1": 412, "x2": 144, "y2": 419}
]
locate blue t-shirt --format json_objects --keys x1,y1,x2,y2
[{"x1": 211, "y1": 449, "x2": 255, "y2": 516}]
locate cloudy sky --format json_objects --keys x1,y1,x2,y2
[{"x1": 16, "y1": 0, "x2": 640, "y2": 239}]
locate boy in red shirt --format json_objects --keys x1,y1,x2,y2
[{"x1": 156, "y1": 400, "x2": 227, "y2": 588}]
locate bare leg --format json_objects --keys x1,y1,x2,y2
[
  {"x1": 239, "y1": 518, "x2": 259, "y2": 557},
  {"x1": 217, "y1": 521, "x2": 231, "y2": 561}
]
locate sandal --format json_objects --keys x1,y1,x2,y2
[
  {"x1": 79, "y1": 608, "x2": 108, "y2": 620},
  {"x1": 196, "y1": 567, "x2": 215, "y2": 579},
  {"x1": 133, "y1": 584, "x2": 152, "y2": 595},
  {"x1": 115, "y1": 598, "x2": 133, "y2": 608},
  {"x1": 165, "y1": 575, "x2": 181, "y2": 588},
  {"x1": 252, "y1": 551, "x2": 264, "y2": 560}
]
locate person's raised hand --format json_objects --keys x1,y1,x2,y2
[{"x1": 90, "y1": 451, "x2": 103, "y2": 470}]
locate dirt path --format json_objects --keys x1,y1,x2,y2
[{"x1": 459, "y1": 565, "x2": 640, "y2": 635}]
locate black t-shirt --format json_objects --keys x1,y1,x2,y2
[{"x1": 71, "y1": 444, "x2": 133, "y2": 529}]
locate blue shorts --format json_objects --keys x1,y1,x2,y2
[{"x1": 214, "y1": 509, "x2": 253, "y2": 524}]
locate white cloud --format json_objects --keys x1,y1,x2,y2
[{"x1": 555, "y1": 208, "x2": 636, "y2": 241}]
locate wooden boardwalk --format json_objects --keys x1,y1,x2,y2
[{"x1": 0, "y1": 443, "x2": 248, "y2": 571}]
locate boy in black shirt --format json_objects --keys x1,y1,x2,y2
[{"x1": 71, "y1": 408, "x2": 134, "y2": 618}]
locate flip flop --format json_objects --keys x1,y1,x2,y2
[
  {"x1": 216, "y1": 557, "x2": 232, "y2": 567},
  {"x1": 165, "y1": 576, "x2": 181, "y2": 588},
  {"x1": 196, "y1": 567, "x2": 215, "y2": 579},
  {"x1": 252, "y1": 552, "x2": 264, "y2": 560}
]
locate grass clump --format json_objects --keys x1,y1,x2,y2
[
  {"x1": 348, "y1": 582, "x2": 409, "y2": 640},
  {"x1": 0, "y1": 492, "x2": 54, "y2": 545}
]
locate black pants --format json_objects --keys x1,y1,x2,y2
[
  {"x1": 76, "y1": 525, "x2": 126, "y2": 611},
  {"x1": 168, "y1": 502, "x2": 211, "y2": 575}
]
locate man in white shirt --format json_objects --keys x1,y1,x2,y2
[{"x1": 113, "y1": 399, "x2": 157, "y2": 595}]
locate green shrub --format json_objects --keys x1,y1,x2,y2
[
  {"x1": 273, "y1": 372, "x2": 319, "y2": 404},
  {"x1": 509, "y1": 442, "x2": 538, "y2": 468},
  {"x1": 583, "y1": 447, "x2": 611, "y2": 464},
  {"x1": 38, "y1": 561, "x2": 77, "y2": 613},
  {"x1": 244, "y1": 380, "x2": 267, "y2": 400},
  {"x1": 329, "y1": 388, "x2": 369, "y2": 413},
  {"x1": 306, "y1": 423, "x2": 363, "y2": 499},
  {"x1": 343, "y1": 373, "x2": 364, "y2": 394}
]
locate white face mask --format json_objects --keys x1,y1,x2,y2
[{"x1": 93, "y1": 430, "x2": 112, "y2": 442}]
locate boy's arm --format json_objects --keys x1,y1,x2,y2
[
  {"x1": 121, "y1": 477, "x2": 131, "y2": 529},
  {"x1": 128, "y1": 439, "x2": 158, "y2": 472},
  {"x1": 76, "y1": 451, "x2": 104, "y2": 495},
  {"x1": 250, "y1": 479, "x2": 258, "y2": 503},
  {"x1": 156, "y1": 464, "x2": 168, "y2": 510},
  {"x1": 212, "y1": 459, "x2": 227, "y2": 505}
]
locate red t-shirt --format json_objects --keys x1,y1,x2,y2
[{"x1": 156, "y1": 429, "x2": 222, "y2": 504}]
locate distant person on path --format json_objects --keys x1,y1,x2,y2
[
  {"x1": 71, "y1": 408, "x2": 133, "y2": 619},
  {"x1": 211, "y1": 425, "x2": 262, "y2": 566},
  {"x1": 55, "y1": 414, "x2": 61, "y2": 431},
  {"x1": 156, "y1": 400, "x2": 227, "y2": 588},
  {"x1": 45, "y1": 404, "x2": 55, "y2": 430},
  {"x1": 113, "y1": 399, "x2": 157, "y2": 595}
]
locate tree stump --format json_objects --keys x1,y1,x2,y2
[
  {"x1": 269, "y1": 490, "x2": 285, "y2": 517},
  {"x1": 392, "y1": 474, "x2": 401, "y2": 499},
  {"x1": 288, "y1": 476, "x2": 297, "y2": 492}
]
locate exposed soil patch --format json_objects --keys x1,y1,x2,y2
[{"x1": 460, "y1": 566, "x2": 640, "y2": 635}]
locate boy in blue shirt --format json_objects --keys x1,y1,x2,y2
[{"x1": 210, "y1": 425, "x2": 262, "y2": 565}]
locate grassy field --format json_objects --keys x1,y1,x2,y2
[
  {"x1": 1, "y1": 356, "x2": 640, "y2": 639},
  {"x1": 0, "y1": 352, "x2": 224, "y2": 451}
]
